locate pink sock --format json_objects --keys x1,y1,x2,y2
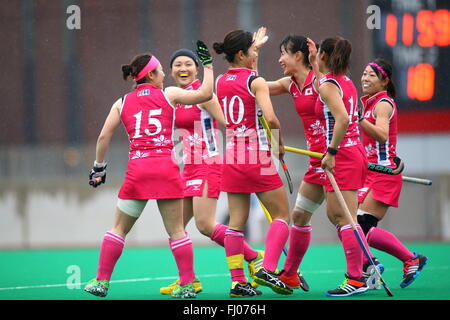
[
  {"x1": 211, "y1": 223, "x2": 257, "y2": 261},
  {"x1": 283, "y1": 224, "x2": 312, "y2": 276},
  {"x1": 356, "y1": 224, "x2": 374, "y2": 264},
  {"x1": 262, "y1": 219, "x2": 289, "y2": 272},
  {"x1": 339, "y1": 224, "x2": 363, "y2": 279},
  {"x1": 169, "y1": 235, "x2": 195, "y2": 286},
  {"x1": 97, "y1": 232, "x2": 125, "y2": 281},
  {"x1": 367, "y1": 227, "x2": 415, "y2": 262},
  {"x1": 225, "y1": 229, "x2": 247, "y2": 284}
]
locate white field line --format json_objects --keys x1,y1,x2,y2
[{"x1": 0, "y1": 266, "x2": 448, "y2": 291}]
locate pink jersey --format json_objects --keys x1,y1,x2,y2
[
  {"x1": 120, "y1": 83, "x2": 175, "y2": 159},
  {"x1": 118, "y1": 83, "x2": 183, "y2": 199},
  {"x1": 216, "y1": 68, "x2": 270, "y2": 162},
  {"x1": 175, "y1": 79, "x2": 221, "y2": 165},
  {"x1": 360, "y1": 91, "x2": 398, "y2": 167},
  {"x1": 289, "y1": 70, "x2": 327, "y2": 185},
  {"x1": 216, "y1": 68, "x2": 282, "y2": 193},
  {"x1": 289, "y1": 70, "x2": 326, "y2": 154},
  {"x1": 315, "y1": 73, "x2": 360, "y2": 149}
]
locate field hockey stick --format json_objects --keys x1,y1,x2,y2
[
  {"x1": 257, "y1": 109, "x2": 294, "y2": 194},
  {"x1": 402, "y1": 176, "x2": 433, "y2": 186},
  {"x1": 285, "y1": 145, "x2": 405, "y2": 175},
  {"x1": 325, "y1": 169, "x2": 394, "y2": 297}
]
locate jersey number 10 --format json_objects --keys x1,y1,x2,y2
[{"x1": 221, "y1": 95, "x2": 244, "y2": 125}]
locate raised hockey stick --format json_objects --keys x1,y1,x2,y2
[
  {"x1": 257, "y1": 110, "x2": 294, "y2": 194},
  {"x1": 285, "y1": 145, "x2": 405, "y2": 175},
  {"x1": 325, "y1": 169, "x2": 393, "y2": 297},
  {"x1": 402, "y1": 176, "x2": 432, "y2": 186}
]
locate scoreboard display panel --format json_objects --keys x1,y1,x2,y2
[{"x1": 372, "y1": 0, "x2": 450, "y2": 111}]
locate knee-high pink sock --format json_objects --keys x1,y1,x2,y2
[
  {"x1": 283, "y1": 224, "x2": 312, "y2": 276},
  {"x1": 224, "y1": 229, "x2": 247, "y2": 284},
  {"x1": 262, "y1": 219, "x2": 289, "y2": 272},
  {"x1": 211, "y1": 223, "x2": 258, "y2": 261},
  {"x1": 367, "y1": 227, "x2": 415, "y2": 262},
  {"x1": 97, "y1": 232, "x2": 125, "y2": 281},
  {"x1": 339, "y1": 224, "x2": 363, "y2": 279},
  {"x1": 169, "y1": 235, "x2": 195, "y2": 286}
]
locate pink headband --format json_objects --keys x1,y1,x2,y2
[
  {"x1": 133, "y1": 56, "x2": 160, "y2": 81},
  {"x1": 368, "y1": 62, "x2": 389, "y2": 80}
]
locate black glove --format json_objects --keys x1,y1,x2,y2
[
  {"x1": 89, "y1": 161, "x2": 107, "y2": 188},
  {"x1": 196, "y1": 40, "x2": 213, "y2": 67},
  {"x1": 358, "y1": 104, "x2": 365, "y2": 122}
]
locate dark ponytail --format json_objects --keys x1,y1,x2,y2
[
  {"x1": 370, "y1": 58, "x2": 396, "y2": 98},
  {"x1": 280, "y1": 35, "x2": 310, "y2": 68},
  {"x1": 320, "y1": 37, "x2": 352, "y2": 75},
  {"x1": 213, "y1": 30, "x2": 253, "y2": 63},
  {"x1": 213, "y1": 42, "x2": 225, "y2": 54},
  {"x1": 121, "y1": 53, "x2": 156, "y2": 84},
  {"x1": 121, "y1": 64, "x2": 133, "y2": 80}
]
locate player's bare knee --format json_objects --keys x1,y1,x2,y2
[
  {"x1": 195, "y1": 219, "x2": 213, "y2": 237},
  {"x1": 292, "y1": 209, "x2": 311, "y2": 225}
]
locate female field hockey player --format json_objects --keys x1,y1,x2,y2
[
  {"x1": 308, "y1": 36, "x2": 371, "y2": 297},
  {"x1": 84, "y1": 41, "x2": 214, "y2": 299},
  {"x1": 260, "y1": 34, "x2": 327, "y2": 291},
  {"x1": 358, "y1": 58, "x2": 427, "y2": 288},
  {"x1": 213, "y1": 29, "x2": 293, "y2": 297},
  {"x1": 159, "y1": 48, "x2": 264, "y2": 295}
]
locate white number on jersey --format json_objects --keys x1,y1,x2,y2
[
  {"x1": 132, "y1": 108, "x2": 163, "y2": 138},
  {"x1": 221, "y1": 95, "x2": 244, "y2": 125}
]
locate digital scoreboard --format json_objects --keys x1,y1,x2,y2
[{"x1": 372, "y1": 0, "x2": 450, "y2": 111}]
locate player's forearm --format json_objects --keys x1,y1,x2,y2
[
  {"x1": 198, "y1": 66, "x2": 214, "y2": 102},
  {"x1": 95, "y1": 135, "x2": 111, "y2": 163},
  {"x1": 360, "y1": 119, "x2": 388, "y2": 144}
]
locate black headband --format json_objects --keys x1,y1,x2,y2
[{"x1": 169, "y1": 49, "x2": 199, "y2": 68}]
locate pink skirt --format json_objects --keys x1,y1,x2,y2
[
  {"x1": 182, "y1": 163, "x2": 222, "y2": 198},
  {"x1": 303, "y1": 157, "x2": 327, "y2": 186},
  {"x1": 221, "y1": 151, "x2": 283, "y2": 193},
  {"x1": 358, "y1": 170, "x2": 403, "y2": 207},
  {"x1": 118, "y1": 155, "x2": 184, "y2": 199},
  {"x1": 325, "y1": 144, "x2": 367, "y2": 192}
]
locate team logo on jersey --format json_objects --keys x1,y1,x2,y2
[
  {"x1": 137, "y1": 89, "x2": 150, "y2": 97},
  {"x1": 187, "y1": 179, "x2": 203, "y2": 190},
  {"x1": 226, "y1": 75, "x2": 237, "y2": 81},
  {"x1": 304, "y1": 88, "x2": 313, "y2": 96}
]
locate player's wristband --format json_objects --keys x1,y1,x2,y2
[
  {"x1": 326, "y1": 147, "x2": 338, "y2": 156},
  {"x1": 94, "y1": 160, "x2": 107, "y2": 168}
]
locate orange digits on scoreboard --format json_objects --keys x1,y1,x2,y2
[
  {"x1": 385, "y1": 9, "x2": 450, "y2": 48},
  {"x1": 407, "y1": 64, "x2": 435, "y2": 101},
  {"x1": 402, "y1": 13, "x2": 414, "y2": 46},
  {"x1": 434, "y1": 9, "x2": 450, "y2": 46},
  {"x1": 417, "y1": 10, "x2": 435, "y2": 47},
  {"x1": 386, "y1": 14, "x2": 398, "y2": 47}
]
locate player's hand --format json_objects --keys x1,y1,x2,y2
[
  {"x1": 253, "y1": 26, "x2": 268, "y2": 50},
  {"x1": 306, "y1": 38, "x2": 318, "y2": 65},
  {"x1": 358, "y1": 104, "x2": 365, "y2": 122},
  {"x1": 196, "y1": 40, "x2": 213, "y2": 67},
  {"x1": 89, "y1": 161, "x2": 107, "y2": 188},
  {"x1": 321, "y1": 153, "x2": 335, "y2": 174}
]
